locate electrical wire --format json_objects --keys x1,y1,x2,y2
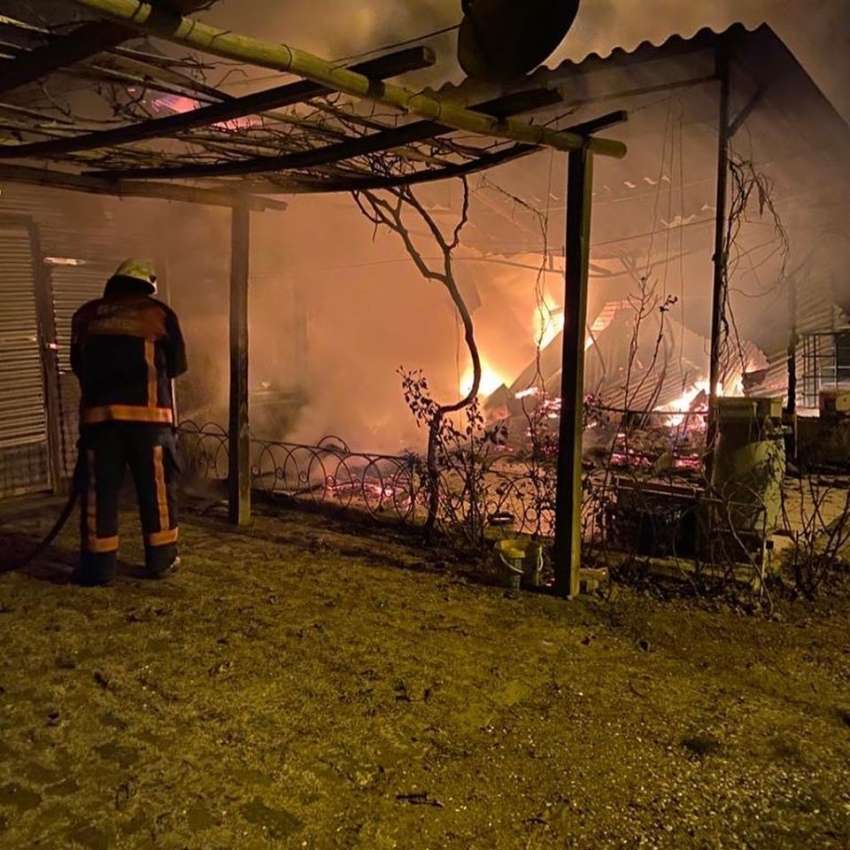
[
  {"x1": 641, "y1": 97, "x2": 674, "y2": 286},
  {"x1": 221, "y1": 23, "x2": 460, "y2": 88},
  {"x1": 676, "y1": 100, "x2": 687, "y2": 366},
  {"x1": 334, "y1": 24, "x2": 460, "y2": 63}
]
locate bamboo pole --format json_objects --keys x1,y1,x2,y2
[{"x1": 69, "y1": 0, "x2": 627, "y2": 160}]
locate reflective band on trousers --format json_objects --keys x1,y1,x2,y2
[
  {"x1": 84, "y1": 449, "x2": 119, "y2": 553},
  {"x1": 81, "y1": 405, "x2": 173, "y2": 425},
  {"x1": 152, "y1": 445, "x2": 171, "y2": 536},
  {"x1": 147, "y1": 528, "x2": 179, "y2": 547}
]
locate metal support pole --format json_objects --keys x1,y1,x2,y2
[
  {"x1": 553, "y1": 145, "x2": 594, "y2": 599},
  {"x1": 228, "y1": 195, "x2": 251, "y2": 525},
  {"x1": 787, "y1": 331, "x2": 798, "y2": 414},
  {"x1": 787, "y1": 266, "x2": 798, "y2": 415},
  {"x1": 706, "y1": 51, "x2": 731, "y2": 477}
]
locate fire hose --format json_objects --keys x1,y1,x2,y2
[
  {"x1": 1, "y1": 453, "x2": 84, "y2": 575},
  {"x1": 2, "y1": 384, "x2": 179, "y2": 576}
]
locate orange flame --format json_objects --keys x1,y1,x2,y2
[
  {"x1": 459, "y1": 361, "x2": 507, "y2": 398},
  {"x1": 534, "y1": 294, "x2": 564, "y2": 350}
]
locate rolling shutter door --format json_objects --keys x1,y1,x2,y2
[
  {"x1": 49, "y1": 263, "x2": 112, "y2": 478},
  {"x1": 0, "y1": 225, "x2": 49, "y2": 497}
]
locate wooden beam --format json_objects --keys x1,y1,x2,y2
[
  {"x1": 87, "y1": 51, "x2": 232, "y2": 103},
  {"x1": 553, "y1": 145, "x2": 595, "y2": 599},
  {"x1": 93, "y1": 105, "x2": 616, "y2": 195},
  {"x1": 224, "y1": 108, "x2": 622, "y2": 195},
  {"x1": 0, "y1": 47, "x2": 436, "y2": 161},
  {"x1": 117, "y1": 178, "x2": 285, "y2": 211},
  {"x1": 295, "y1": 142, "x2": 539, "y2": 193},
  {"x1": 0, "y1": 15, "x2": 47, "y2": 37},
  {"x1": 90, "y1": 119, "x2": 486, "y2": 180},
  {"x1": 69, "y1": 0, "x2": 627, "y2": 159},
  {"x1": 89, "y1": 89, "x2": 564, "y2": 181},
  {"x1": 0, "y1": 20, "x2": 129, "y2": 94},
  {"x1": 567, "y1": 110, "x2": 628, "y2": 136},
  {"x1": 0, "y1": 0, "x2": 212, "y2": 94},
  {"x1": 0, "y1": 163, "x2": 288, "y2": 210},
  {"x1": 210, "y1": 106, "x2": 620, "y2": 194},
  {"x1": 0, "y1": 101, "x2": 82, "y2": 126},
  {"x1": 228, "y1": 195, "x2": 251, "y2": 526},
  {"x1": 728, "y1": 87, "x2": 764, "y2": 138},
  {"x1": 68, "y1": 61, "x2": 224, "y2": 105}
]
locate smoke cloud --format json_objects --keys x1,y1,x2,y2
[
  {"x1": 169, "y1": 1, "x2": 850, "y2": 451},
  {"x1": 6, "y1": 1, "x2": 846, "y2": 460}
]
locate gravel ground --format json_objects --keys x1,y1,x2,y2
[{"x1": 0, "y1": 496, "x2": 849, "y2": 849}]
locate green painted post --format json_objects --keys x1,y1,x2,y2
[{"x1": 553, "y1": 146, "x2": 594, "y2": 599}]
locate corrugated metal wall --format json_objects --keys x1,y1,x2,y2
[
  {"x1": 0, "y1": 221, "x2": 50, "y2": 498},
  {"x1": 0, "y1": 184, "x2": 161, "y2": 494},
  {"x1": 47, "y1": 261, "x2": 116, "y2": 478},
  {"x1": 0, "y1": 184, "x2": 155, "y2": 258}
]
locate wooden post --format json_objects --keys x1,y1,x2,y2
[
  {"x1": 553, "y1": 146, "x2": 594, "y2": 599},
  {"x1": 228, "y1": 195, "x2": 251, "y2": 525},
  {"x1": 706, "y1": 51, "x2": 731, "y2": 475}
]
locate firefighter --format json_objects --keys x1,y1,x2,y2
[{"x1": 70, "y1": 259, "x2": 188, "y2": 586}]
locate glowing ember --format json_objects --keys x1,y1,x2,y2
[
  {"x1": 541, "y1": 396, "x2": 561, "y2": 418},
  {"x1": 657, "y1": 370, "x2": 753, "y2": 426},
  {"x1": 324, "y1": 478, "x2": 412, "y2": 507},
  {"x1": 659, "y1": 380, "x2": 711, "y2": 427},
  {"x1": 151, "y1": 94, "x2": 197, "y2": 114},
  {"x1": 514, "y1": 387, "x2": 540, "y2": 401},
  {"x1": 147, "y1": 93, "x2": 257, "y2": 130}
]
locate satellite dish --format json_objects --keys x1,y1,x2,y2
[{"x1": 457, "y1": 0, "x2": 581, "y2": 83}]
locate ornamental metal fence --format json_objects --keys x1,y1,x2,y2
[{"x1": 177, "y1": 420, "x2": 555, "y2": 537}]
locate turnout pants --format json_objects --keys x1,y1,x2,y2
[{"x1": 76, "y1": 421, "x2": 180, "y2": 584}]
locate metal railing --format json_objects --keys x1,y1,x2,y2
[
  {"x1": 178, "y1": 420, "x2": 421, "y2": 523},
  {"x1": 177, "y1": 421, "x2": 556, "y2": 537}
]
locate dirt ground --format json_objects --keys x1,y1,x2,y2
[{"x1": 1, "y1": 495, "x2": 849, "y2": 850}]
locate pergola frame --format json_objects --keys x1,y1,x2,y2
[{"x1": 0, "y1": 0, "x2": 633, "y2": 596}]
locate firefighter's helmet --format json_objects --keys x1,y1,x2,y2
[{"x1": 109, "y1": 258, "x2": 157, "y2": 294}]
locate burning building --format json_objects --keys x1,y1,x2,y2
[
  {"x1": 0, "y1": 1, "x2": 848, "y2": 592},
  {"x1": 404, "y1": 23, "x2": 850, "y2": 480}
]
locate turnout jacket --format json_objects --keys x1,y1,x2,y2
[{"x1": 71, "y1": 293, "x2": 187, "y2": 426}]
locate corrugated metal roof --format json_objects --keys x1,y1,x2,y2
[
  {"x1": 432, "y1": 23, "x2": 848, "y2": 144},
  {"x1": 451, "y1": 21, "x2": 850, "y2": 391},
  {"x1": 433, "y1": 23, "x2": 747, "y2": 100}
]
